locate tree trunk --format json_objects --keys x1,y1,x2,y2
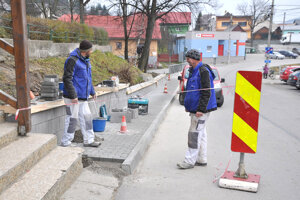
[
  {"x1": 70, "y1": 0, "x2": 74, "y2": 22},
  {"x1": 250, "y1": 29, "x2": 254, "y2": 47},
  {"x1": 122, "y1": 1, "x2": 129, "y2": 61},
  {"x1": 138, "y1": 0, "x2": 157, "y2": 72},
  {"x1": 79, "y1": 0, "x2": 84, "y2": 24}
]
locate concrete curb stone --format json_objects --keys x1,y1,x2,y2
[{"x1": 121, "y1": 86, "x2": 178, "y2": 174}]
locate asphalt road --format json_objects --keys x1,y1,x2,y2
[{"x1": 115, "y1": 54, "x2": 300, "y2": 200}]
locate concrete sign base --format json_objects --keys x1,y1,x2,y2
[{"x1": 219, "y1": 171, "x2": 260, "y2": 192}]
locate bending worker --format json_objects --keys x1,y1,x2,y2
[
  {"x1": 61, "y1": 40, "x2": 100, "y2": 148},
  {"x1": 177, "y1": 49, "x2": 217, "y2": 169}
]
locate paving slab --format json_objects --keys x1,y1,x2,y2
[{"x1": 80, "y1": 76, "x2": 179, "y2": 166}]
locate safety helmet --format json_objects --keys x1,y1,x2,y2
[{"x1": 185, "y1": 49, "x2": 200, "y2": 60}]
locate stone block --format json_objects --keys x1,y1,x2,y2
[
  {"x1": 128, "y1": 108, "x2": 138, "y2": 119},
  {"x1": 109, "y1": 111, "x2": 132, "y2": 123}
]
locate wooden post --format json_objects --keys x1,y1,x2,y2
[{"x1": 11, "y1": 0, "x2": 31, "y2": 135}]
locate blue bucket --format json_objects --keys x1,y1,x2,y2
[
  {"x1": 59, "y1": 82, "x2": 64, "y2": 91},
  {"x1": 93, "y1": 118, "x2": 106, "y2": 132}
]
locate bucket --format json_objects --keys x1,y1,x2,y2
[
  {"x1": 93, "y1": 117, "x2": 106, "y2": 132},
  {"x1": 59, "y1": 82, "x2": 64, "y2": 91}
]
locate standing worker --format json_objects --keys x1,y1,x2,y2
[
  {"x1": 61, "y1": 40, "x2": 100, "y2": 147},
  {"x1": 177, "y1": 49, "x2": 217, "y2": 169}
]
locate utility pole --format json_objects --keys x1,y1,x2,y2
[
  {"x1": 282, "y1": 12, "x2": 286, "y2": 33},
  {"x1": 266, "y1": 0, "x2": 274, "y2": 69},
  {"x1": 227, "y1": 15, "x2": 233, "y2": 64}
]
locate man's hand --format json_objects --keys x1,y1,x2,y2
[
  {"x1": 92, "y1": 94, "x2": 96, "y2": 101},
  {"x1": 196, "y1": 111, "x2": 203, "y2": 118},
  {"x1": 71, "y1": 98, "x2": 78, "y2": 104}
]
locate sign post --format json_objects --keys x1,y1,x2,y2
[{"x1": 219, "y1": 71, "x2": 262, "y2": 192}]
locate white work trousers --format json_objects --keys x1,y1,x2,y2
[
  {"x1": 61, "y1": 98, "x2": 95, "y2": 146},
  {"x1": 184, "y1": 113, "x2": 210, "y2": 165}
]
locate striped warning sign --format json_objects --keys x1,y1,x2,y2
[{"x1": 231, "y1": 71, "x2": 262, "y2": 153}]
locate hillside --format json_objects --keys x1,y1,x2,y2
[{"x1": 0, "y1": 50, "x2": 143, "y2": 98}]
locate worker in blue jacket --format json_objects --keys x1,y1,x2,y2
[
  {"x1": 61, "y1": 40, "x2": 100, "y2": 148},
  {"x1": 177, "y1": 49, "x2": 217, "y2": 169}
]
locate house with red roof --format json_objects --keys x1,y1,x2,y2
[{"x1": 59, "y1": 12, "x2": 191, "y2": 64}]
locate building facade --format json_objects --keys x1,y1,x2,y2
[
  {"x1": 216, "y1": 13, "x2": 252, "y2": 39},
  {"x1": 184, "y1": 31, "x2": 247, "y2": 61}
]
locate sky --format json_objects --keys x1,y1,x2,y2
[{"x1": 88, "y1": 0, "x2": 300, "y2": 24}]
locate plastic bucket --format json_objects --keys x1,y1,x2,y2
[
  {"x1": 93, "y1": 118, "x2": 106, "y2": 132},
  {"x1": 59, "y1": 82, "x2": 64, "y2": 91}
]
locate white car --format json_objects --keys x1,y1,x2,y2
[{"x1": 269, "y1": 52, "x2": 285, "y2": 59}]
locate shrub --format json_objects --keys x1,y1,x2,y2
[{"x1": 0, "y1": 15, "x2": 109, "y2": 44}]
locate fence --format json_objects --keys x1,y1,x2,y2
[
  {"x1": 158, "y1": 54, "x2": 179, "y2": 62},
  {"x1": 0, "y1": 17, "x2": 108, "y2": 45},
  {"x1": 168, "y1": 63, "x2": 185, "y2": 74}
]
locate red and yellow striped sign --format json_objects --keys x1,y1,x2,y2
[{"x1": 231, "y1": 71, "x2": 262, "y2": 153}]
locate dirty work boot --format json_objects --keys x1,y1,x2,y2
[
  {"x1": 83, "y1": 141, "x2": 101, "y2": 147},
  {"x1": 177, "y1": 162, "x2": 194, "y2": 169}
]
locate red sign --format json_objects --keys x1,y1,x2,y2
[
  {"x1": 201, "y1": 34, "x2": 214, "y2": 38},
  {"x1": 195, "y1": 34, "x2": 215, "y2": 38}
]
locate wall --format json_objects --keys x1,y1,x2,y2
[
  {"x1": 0, "y1": 38, "x2": 111, "y2": 58},
  {"x1": 185, "y1": 31, "x2": 247, "y2": 58},
  {"x1": 109, "y1": 39, "x2": 158, "y2": 58}
]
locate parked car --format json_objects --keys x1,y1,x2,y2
[
  {"x1": 278, "y1": 50, "x2": 298, "y2": 59},
  {"x1": 287, "y1": 70, "x2": 300, "y2": 86},
  {"x1": 280, "y1": 66, "x2": 300, "y2": 82},
  {"x1": 292, "y1": 48, "x2": 300, "y2": 55},
  {"x1": 268, "y1": 52, "x2": 285, "y2": 59},
  {"x1": 178, "y1": 65, "x2": 225, "y2": 107},
  {"x1": 296, "y1": 76, "x2": 300, "y2": 89}
]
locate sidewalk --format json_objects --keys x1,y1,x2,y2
[{"x1": 75, "y1": 74, "x2": 179, "y2": 173}]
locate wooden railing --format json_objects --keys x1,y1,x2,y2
[{"x1": 0, "y1": 0, "x2": 31, "y2": 135}]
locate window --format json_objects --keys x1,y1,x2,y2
[
  {"x1": 207, "y1": 46, "x2": 212, "y2": 52},
  {"x1": 116, "y1": 42, "x2": 122, "y2": 49},
  {"x1": 175, "y1": 27, "x2": 181, "y2": 31},
  {"x1": 222, "y1": 22, "x2": 231, "y2": 27},
  {"x1": 238, "y1": 22, "x2": 247, "y2": 27}
]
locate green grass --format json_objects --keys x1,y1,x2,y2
[{"x1": 30, "y1": 50, "x2": 142, "y2": 86}]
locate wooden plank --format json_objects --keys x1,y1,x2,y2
[
  {"x1": 0, "y1": 105, "x2": 17, "y2": 114},
  {"x1": 0, "y1": 89, "x2": 17, "y2": 109},
  {"x1": 11, "y1": 0, "x2": 31, "y2": 134},
  {"x1": 0, "y1": 39, "x2": 14, "y2": 55}
]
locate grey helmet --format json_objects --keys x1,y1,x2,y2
[{"x1": 185, "y1": 49, "x2": 200, "y2": 60}]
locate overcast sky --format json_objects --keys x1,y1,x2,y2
[{"x1": 88, "y1": 0, "x2": 300, "y2": 24}]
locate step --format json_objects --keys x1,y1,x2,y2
[
  {"x1": 0, "y1": 146, "x2": 84, "y2": 200},
  {"x1": 0, "y1": 133, "x2": 57, "y2": 194},
  {"x1": 0, "y1": 122, "x2": 18, "y2": 149}
]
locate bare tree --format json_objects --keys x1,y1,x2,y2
[
  {"x1": 79, "y1": 0, "x2": 90, "y2": 24},
  {"x1": 126, "y1": 0, "x2": 217, "y2": 72},
  {"x1": 236, "y1": 0, "x2": 270, "y2": 47},
  {"x1": 29, "y1": 0, "x2": 60, "y2": 19},
  {"x1": 0, "y1": 0, "x2": 10, "y2": 12},
  {"x1": 108, "y1": 0, "x2": 140, "y2": 61}
]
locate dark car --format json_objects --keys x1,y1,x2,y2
[
  {"x1": 292, "y1": 48, "x2": 300, "y2": 55},
  {"x1": 287, "y1": 70, "x2": 300, "y2": 86},
  {"x1": 178, "y1": 65, "x2": 225, "y2": 107},
  {"x1": 296, "y1": 76, "x2": 300, "y2": 89},
  {"x1": 278, "y1": 50, "x2": 298, "y2": 59}
]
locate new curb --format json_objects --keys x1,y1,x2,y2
[{"x1": 121, "y1": 86, "x2": 178, "y2": 174}]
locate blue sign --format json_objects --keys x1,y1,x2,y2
[
  {"x1": 264, "y1": 60, "x2": 271, "y2": 63},
  {"x1": 265, "y1": 47, "x2": 273, "y2": 54}
]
